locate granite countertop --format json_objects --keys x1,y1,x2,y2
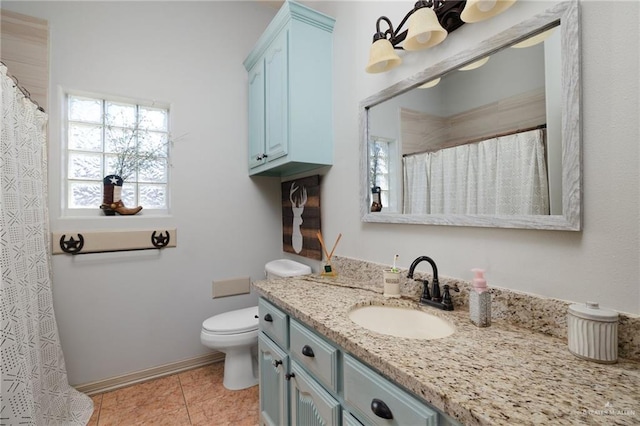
[{"x1": 253, "y1": 275, "x2": 640, "y2": 426}]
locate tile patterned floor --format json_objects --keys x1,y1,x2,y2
[{"x1": 87, "y1": 362, "x2": 259, "y2": 426}]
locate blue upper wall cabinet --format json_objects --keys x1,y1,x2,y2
[{"x1": 243, "y1": 1, "x2": 335, "y2": 177}]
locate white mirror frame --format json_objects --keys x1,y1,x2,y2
[{"x1": 360, "y1": 1, "x2": 581, "y2": 231}]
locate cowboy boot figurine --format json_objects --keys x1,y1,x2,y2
[{"x1": 100, "y1": 175, "x2": 142, "y2": 215}]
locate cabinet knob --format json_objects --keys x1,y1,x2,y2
[
  {"x1": 272, "y1": 359, "x2": 283, "y2": 368},
  {"x1": 371, "y1": 398, "x2": 393, "y2": 419},
  {"x1": 256, "y1": 154, "x2": 263, "y2": 161},
  {"x1": 264, "y1": 313, "x2": 273, "y2": 322},
  {"x1": 301, "y1": 345, "x2": 315, "y2": 358},
  {"x1": 285, "y1": 373, "x2": 296, "y2": 381}
]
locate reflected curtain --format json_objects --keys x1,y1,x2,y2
[
  {"x1": 403, "y1": 129, "x2": 549, "y2": 215},
  {"x1": 0, "y1": 64, "x2": 93, "y2": 424}
]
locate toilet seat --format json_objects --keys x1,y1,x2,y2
[{"x1": 202, "y1": 306, "x2": 259, "y2": 335}]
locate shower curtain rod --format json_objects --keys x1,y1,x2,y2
[
  {"x1": 403, "y1": 123, "x2": 547, "y2": 157},
  {"x1": 0, "y1": 61, "x2": 45, "y2": 113}
]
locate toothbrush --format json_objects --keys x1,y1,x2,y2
[{"x1": 392, "y1": 254, "x2": 399, "y2": 272}]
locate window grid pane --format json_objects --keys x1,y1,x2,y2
[{"x1": 66, "y1": 94, "x2": 170, "y2": 212}]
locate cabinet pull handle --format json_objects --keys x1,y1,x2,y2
[
  {"x1": 264, "y1": 313, "x2": 273, "y2": 322},
  {"x1": 272, "y1": 359, "x2": 282, "y2": 368},
  {"x1": 371, "y1": 398, "x2": 393, "y2": 419},
  {"x1": 301, "y1": 345, "x2": 315, "y2": 358},
  {"x1": 256, "y1": 154, "x2": 263, "y2": 161},
  {"x1": 262, "y1": 154, "x2": 268, "y2": 159},
  {"x1": 285, "y1": 373, "x2": 296, "y2": 381}
]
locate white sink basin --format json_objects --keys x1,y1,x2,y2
[{"x1": 348, "y1": 305, "x2": 455, "y2": 340}]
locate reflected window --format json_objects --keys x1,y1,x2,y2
[{"x1": 369, "y1": 136, "x2": 398, "y2": 212}]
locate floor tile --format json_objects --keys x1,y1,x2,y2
[
  {"x1": 89, "y1": 362, "x2": 258, "y2": 426},
  {"x1": 178, "y1": 363, "x2": 224, "y2": 386},
  {"x1": 188, "y1": 386, "x2": 259, "y2": 426},
  {"x1": 102, "y1": 375, "x2": 183, "y2": 411},
  {"x1": 87, "y1": 394, "x2": 102, "y2": 426}
]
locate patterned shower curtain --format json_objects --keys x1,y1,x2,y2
[
  {"x1": 0, "y1": 65, "x2": 93, "y2": 425},
  {"x1": 403, "y1": 129, "x2": 550, "y2": 215}
]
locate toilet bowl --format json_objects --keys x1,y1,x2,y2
[
  {"x1": 200, "y1": 306, "x2": 259, "y2": 390},
  {"x1": 200, "y1": 259, "x2": 312, "y2": 391}
]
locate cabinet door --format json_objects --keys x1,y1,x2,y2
[
  {"x1": 264, "y1": 28, "x2": 289, "y2": 163},
  {"x1": 248, "y1": 61, "x2": 266, "y2": 169},
  {"x1": 289, "y1": 361, "x2": 340, "y2": 426},
  {"x1": 258, "y1": 333, "x2": 288, "y2": 426}
]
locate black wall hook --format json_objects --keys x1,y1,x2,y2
[
  {"x1": 60, "y1": 234, "x2": 84, "y2": 254},
  {"x1": 151, "y1": 231, "x2": 170, "y2": 248}
]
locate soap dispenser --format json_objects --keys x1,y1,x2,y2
[{"x1": 469, "y1": 269, "x2": 491, "y2": 327}]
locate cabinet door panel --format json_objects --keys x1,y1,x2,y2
[
  {"x1": 248, "y1": 61, "x2": 266, "y2": 169},
  {"x1": 290, "y1": 361, "x2": 340, "y2": 426},
  {"x1": 258, "y1": 333, "x2": 288, "y2": 426},
  {"x1": 264, "y1": 29, "x2": 289, "y2": 162}
]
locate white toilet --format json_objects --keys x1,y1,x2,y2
[{"x1": 200, "y1": 259, "x2": 312, "y2": 390}]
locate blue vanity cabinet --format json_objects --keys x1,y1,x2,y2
[
  {"x1": 257, "y1": 297, "x2": 461, "y2": 426},
  {"x1": 258, "y1": 298, "x2": 339, "y2": 426},
  {"x1": 243, "y1": 1, "x2": 335, "y2": 177}
]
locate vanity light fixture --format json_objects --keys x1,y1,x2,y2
[
  {"x1": 458, "y1": 56, "x2": 490, "y2": 70},
  {"x1": 366, "y1": 0, "x2": 518, "y2": 74},
  {"x1": 460, "y1": 0, "x2": 517, "y2": 23},
  {"x1": 419, "y1": 77, "x2": 441, "y2": 88}
]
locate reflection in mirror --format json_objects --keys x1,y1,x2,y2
[{"x1": 361, "y1": 1, "x2": 581, "y2": 230}]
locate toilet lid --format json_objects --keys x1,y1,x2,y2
[{"x1": 202, "y1": 306, "x2": 259, "y2": 334}]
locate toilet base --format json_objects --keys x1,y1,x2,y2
[{"x1": 222, "y1": 346, "x2": 258, "y2": 390}]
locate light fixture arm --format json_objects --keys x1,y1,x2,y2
[{"x1": 373, "y1": 1, "x2": 434, "y2": 49}]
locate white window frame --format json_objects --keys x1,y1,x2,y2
[{"x1": 62, "y1": 90, "x2": 172, "y2": 217}]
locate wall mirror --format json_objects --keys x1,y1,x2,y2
[{"x1": 360, "y1": 1, "x2": 580, "y2": 230}]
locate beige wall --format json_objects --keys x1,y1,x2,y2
[{"x1": 0, "y1": 9, "x2": 48, "y2": 109}]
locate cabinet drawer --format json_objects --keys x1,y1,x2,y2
[
  {"x1": 258, "y1": 298, "x2": 288, "y2": 349},
  {"x1": 343, "y1": 354, "x2": 438, "y2": 426},
  {"x1": 290, "y1": 319, "x2": 339, "y2": 392}
]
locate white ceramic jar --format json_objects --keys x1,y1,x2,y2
[{"x1": 567, "y1": 302, "x2": 618, "y2": 364}]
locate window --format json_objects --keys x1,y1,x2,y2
[
  {"x1": 65, "y1": 94, "x2": 170, "y2": 214},
  {"x1": 368, "y1": 135, "x2": 398, "y2": 211}
]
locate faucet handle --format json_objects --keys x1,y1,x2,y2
[
  {"x1": 444, "y1": 283, "x2": 460, "y2": 293},
  {"x1": 417, "y1": 278, "x2": 431, "y2": 304},
  {"x1": 441, "y1": 284, "x2": 459, "y2": 311}
]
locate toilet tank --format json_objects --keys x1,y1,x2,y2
[{"x1": 265, "y1": 259, "x2": 312, "y2": 279}]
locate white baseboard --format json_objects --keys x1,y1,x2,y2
[{"x1": 74, "y1": 352, "x2": 225, "y2": 396}]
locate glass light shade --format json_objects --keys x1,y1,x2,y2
[
  {"x1": 419, "y1": 77, "x2": 441, "y2": 88},
  {"x1": 458, "y1": 56, "x2": 490, "y2": 71},
  {"x1": 403, "y1": 7, "x2": 447, "y2": 51},
  {"x1": 511, "y1": 27, "x2": 556, "y2": 48},
  {"x1": 365, "y1": 38, "x2": 402, "y2": 73},
  {"x1": 461, "y1": 0, "x2": 517, "y2": 23}
]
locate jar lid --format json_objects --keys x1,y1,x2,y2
[{"x1": 568, "y1": 301, "x2": 618, "y2": 322}]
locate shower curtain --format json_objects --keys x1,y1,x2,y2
[
  {"x1": 0, "y1": 65, "x2": 93, "y2": 425},
  {"x1": 403, "y1": 129, "x2": 550, "y2": 215}
]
